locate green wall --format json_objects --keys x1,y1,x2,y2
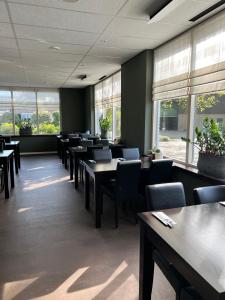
[
  {"x1": 60, "y1": 88, "x2": 85, "y2": 133},
  {"x1": 11, "y1": 135, "x2": 57, "y2": 153},
  {"x1": 121, "y1": 50, "x2": 153, "y2": 154}
]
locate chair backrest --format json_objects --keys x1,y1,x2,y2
[
  {"x1": 116, "y1": 160, "x2": 141, "y2": 201},
  {"x1": 68, "y1": 133, "x2": 79, "y2": 138},
  {"x1": 80, "y1": 139, "x2": 93, "y2": 147},
  {"x1": 97, "y1": 139, "x2": 109, "y2": 146},
  {"x1": 80, "y1": 133, "x2": 90, "y2": 139},
  {"x1": 146, "y1": 182, "x2": 186, "y2": 211},
  {"x1": 93, "y1": 149, "x2": 112, "y2": 161},
  {"x1": 69, "y1": 137, "x2": 81, "y2": 147},
  {"x1": 148, "y1": 159, "x2": 173, "y2": 185},
  {"x1": 122, "y1": 148, "x2": 140, "y2": 160},
  {"x1": 193, "y1": 185, "x2": 225, "y2": 204}
]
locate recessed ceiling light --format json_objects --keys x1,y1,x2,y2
[{"x1": 49, "y1": 46, "x2": 61, "y2": 50}]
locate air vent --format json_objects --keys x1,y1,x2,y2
[
  {"x1": 78, "y1": 74, "x2": 87, "y2": 80},
  {"x1": 189, "y1": 0, "x2": 225, "y2": 22},
  {"x1": 99, "y1": 75, "x2": 107, "y2": 81}
]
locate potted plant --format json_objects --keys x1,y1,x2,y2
[
  {"x1": 182, "y1": 117, "x2": 225, "y2": 180},
  {"x1": 147, "y1": 147, "x2": 162, "y2": 160},
  {"x1": 18, "y1": 119, "x2": 32, "y2": 136},
  {"x1": 99, "y1": 117, "x2": 111, "y2": 139}
]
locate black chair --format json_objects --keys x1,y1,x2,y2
[
  {"x1": 80, "y1": 140, "x2": 93, "y2": 147},
  {"x1": 193, "y1": 185, "x2": 225, "y2": 204},
  {"x1": 122, "y1": 148, "x2": 140, "y2": 160},
  {"x1": 100, "y1": 160, "x2": 142, "y2": 228},
  {"x1": 97, "y1": 139, "x2": 109, "y2": 147},
  {"x1": 69, "y1": 137, "x2": 81, "y2": 147},
  {"x1": 146, "y1": 182, "x2": 186, "y2": 211},
  {"x1": 0, "y1": 165, "x2": 4, "y2": 192},
  {"x1": 80, "y1": 133, "x2": 90, "y2": 139},
  {"x1": 145, "y1": 182, "x2": 189, "y2": 300},
  {"x1": 180, "y1": 287, "x2": 203, "y2": 300},
  {"x1": 93, "y1": 149, "x2": 112, "y2": 161},
  {"x1": 148, "y1": 159, "x2": 173, "y2": 184}
]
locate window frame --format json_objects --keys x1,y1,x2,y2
[
  {"x1": 94, "y1": 70, "x2": 121, "y2": 140},
  {"x1": 0, "y1": 88, "x2": 61, "y2": 136}
]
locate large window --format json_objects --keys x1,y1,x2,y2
[
  {"x1": 153, "y1": 10, "x2": 225, "y2": 165},
  {"x1": 94, "y1": 71, "x2": 121, "y2": 140},
  {"x1": 0, "y1": 89, "x2": 60, "y2": 135}
]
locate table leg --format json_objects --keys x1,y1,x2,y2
[
  {"x1": 64, "y1": 148, "x2": 68, "y2": 169},
  {"x1": 139, "y1": 222, "x2": 154, "y2": 300},
  {"x1": 70, "y1": 152, "x2": 73, "y2": 180},
  {"x1": 17, "y1": 144, "x2": 21, "y2": 168},
  {"x1": 3, "y1": 160, "x2": 9, "y2": 199},
  {"x1": 74, "y1": 155, "x2": 79, "y2": 189},
  {"x1": 94, "y1": 176, "x2": 101, "y2": 228},
  {"x1": 9, "y1": 155, "x2": 14, "y2": 188},
  {"x1": 14, "y1": 148, "x2": 19, "y2": 174},
  {"x1": 84, "y1": 169, "x2": 90, "y2": 210}
]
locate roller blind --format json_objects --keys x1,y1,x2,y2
[
  {"x1": 190, "y1": 11, "x2": 225, "y2": 94},
  {"x1": 153, "y1": 10, "x2": 225, "y2": 100},
  {"x1": 153, "y1": 32, "x2": 191, "y2": 100}
]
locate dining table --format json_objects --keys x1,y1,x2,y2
[
  {"x1": 5, "y1": 141, "x2": 21, "y2": 174},
  {"x1": 0, "y1": 150, "x2": 15, "y2": 199},
  {"x1": 138, "y1": 203, "x2": 225, "y2": 300},
  {"x1": 83, "y1": 158, "x2": 150, "y2": 228}
]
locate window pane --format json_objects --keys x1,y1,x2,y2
[
  {"x1": 103, "y1": 107, "x2": 113, "y2": 140},
  {"x1": 0, "y1": 90, "x2": 13, "y2": 135},
  {"x1": 192, "y1": 92, "x2": 225, "y2": 164},
  {"x1": 37, "y1": 91, "x2": 60, "y2": 134},
  {"x1": 94, "y1": 72, "x2": 121, "y2": 139},
  {"x1": 13, "y1": 91, "x2": 37, "y2": 135},
  {"x1": 158, "y1": 98, "x2": 188, "y2": 162}
]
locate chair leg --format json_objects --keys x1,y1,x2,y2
[
  {"x1": 100, "y1": 190, "x2": 103, "y2": 214},
  {"x1": 114, "y1": 199, "x2": 118, "y2": 229}
]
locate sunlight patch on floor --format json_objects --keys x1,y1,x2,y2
[
  {"x1": 2, "y1": 276, "x2": 39, "y2": 300},
  {"x1": 17, "y1": 207, "x2": 32, "y2": 213},
  {"x1": 23, "y1": 176, "x2": 69, "y2": 191}
]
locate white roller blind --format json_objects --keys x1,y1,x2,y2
[
  {"x1": 190, "y1": 10, "x2": 225, "y2": 94},
  {"x1": 153, "y1": 32, "x2": 191, "y2": 100},
  {"x1": 153, "y1": 10, "x2": 225, "y2": 100}
]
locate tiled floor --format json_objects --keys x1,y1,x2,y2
[{"x1": 0, "y1": 155, "x2": 175, "y2": 300}]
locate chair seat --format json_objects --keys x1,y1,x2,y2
[
  {"x1": 180, "y1": 287, "x2": 203, "y2": 300},
  {"x1": 153, "y1": 250, "x2": 188, "y2": 293}
]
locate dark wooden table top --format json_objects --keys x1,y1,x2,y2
[
  {"x1": 0, "y1": 150, "x2": 14, "y2": 158},
  {"x1": 84, "y1": 158, "x2": 150, "y2": 174},
  {"x1": 5, "y1": 141, "x2": 20, "y2": 146},
  {"x1": 139, "y1": 203, "x2": 225, "y2": 298}
]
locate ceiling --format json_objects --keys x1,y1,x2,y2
[{"x1": 0, "y1": 0, "x2": 221, "y2": 88}]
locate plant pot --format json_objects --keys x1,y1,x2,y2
[
  {"x1": 100, "y1": 129, "x2": 107, "y2": 139},
  {"x1": 197, "y1": 152, "x2": 225, "y2": 180},
  {"x1": 19, "y1": 127, "x2": 32, "y2": 136}
]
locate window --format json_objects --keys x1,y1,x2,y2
[
  {"x1": 0, "y1": 91, "x2": 13, "y2": 135},
  {"x1": 0, "y1": 89, "x2": 60, "y2": 135},
  {"x1": 153, "y1": 10, "x2": 225, "y2": 165},
  {"x1": 94, "y1": 71, "x2": 121, "y2": 140},
  {"x1": 156, "y1": 98, "x2": 188, "y2": 162}
]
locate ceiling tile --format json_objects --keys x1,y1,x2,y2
[
  {"x1": 17, "y1": 39, "x2": 89, "y2": 55},
  {"x1": 14, "y1": 24, "x2": 98, "y2": 45},
  {"x1": 97, "y1": 36, "x2": 159, "y2": 50},
  {"x1": 0, "y1": 37, "x2": 17, "y2": 49},
  {"x1": 89, "y1": 46, "x2": 139, "y2": 59},
  {"x1": 0, "y1": 23, "x2": 15, "y2": 38},
  {"x1": 104, "y1": 17, "x2": 190, "y2": 41},
  {"x1": 0, "y1": 1, "x2": 10, "y2": 22},
  {"x1": 0, "y1": 47, "x2": 20, "y2": 58},
  {"x1": 9, "y1": 3, "x2": 111, "y2": 33},
  {"x1": 7, "y1": 0, "x2": 127, "y2": 15}
]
